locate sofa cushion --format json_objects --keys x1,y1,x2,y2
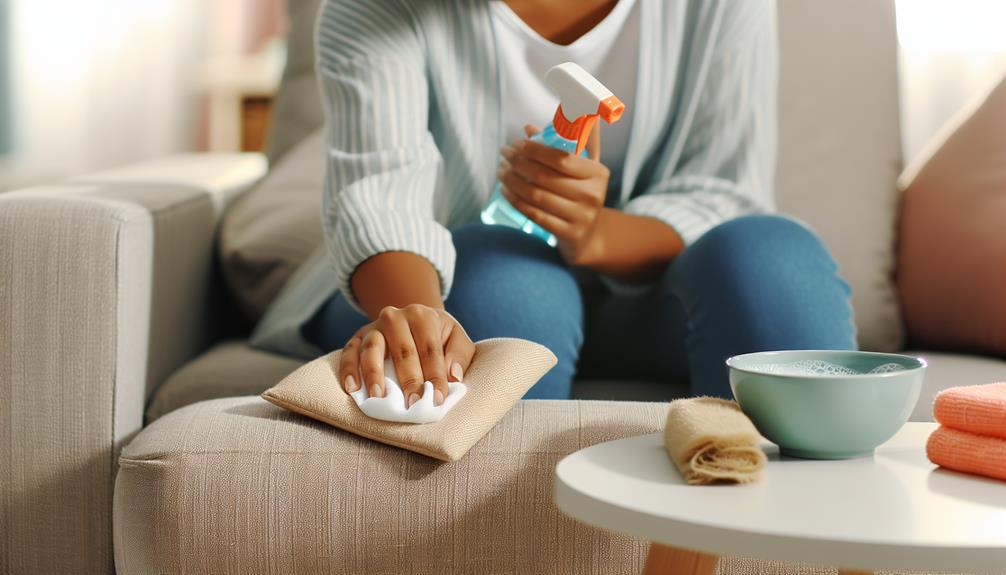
[
  {"x1": 774, "y1": 0, "x2": 904, "y2": 351},
  {"x1": 897, "y1": 73, "x2": 1006, "y2": 356},
  {"x1": 219, "y1": 129, "x2": 326, "y2": 321},
  {"x1": 146, "y1": 340, "x2": 303, "y2": 422}
]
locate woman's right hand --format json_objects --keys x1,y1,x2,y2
[{"x1": 338, "y1": 304, "x2": 475, "y2": 408}]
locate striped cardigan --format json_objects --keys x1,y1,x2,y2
[{"x1": 252, "y1": 0, "x2": 777, "y2": 358}]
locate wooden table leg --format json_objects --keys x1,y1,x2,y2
[{"x1": 643, "y1": 543, "x2": 719, "y2": 575}]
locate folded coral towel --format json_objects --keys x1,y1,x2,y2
[
  {"x1": 664, "y1": 397, "x2": 766, "y2": 485},
  {"x1": 926, "y1": 425, "x2": 1006, "y2": 482},
  {"x1": 933, "y1": 382, "x2": 1006, "y2": 440}
]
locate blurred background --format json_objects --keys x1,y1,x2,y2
[
  {"x1": 0, "y1": 0, "x2": 1004, "y2": 191},
  {"x1": 0, "y1": 0, "x2": 284, "y2": 190}
]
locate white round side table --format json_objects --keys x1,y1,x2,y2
[{"x1": 555, "y1": 422, "x2": 1006, "y2": 575}]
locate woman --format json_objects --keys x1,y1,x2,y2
[{"x1": 252, "y1": 0, "x2": 855, "y2": 406}]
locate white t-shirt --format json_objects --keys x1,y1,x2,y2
[{"x1": 490, "y1": 0, "x2": 639, "y2": 188}]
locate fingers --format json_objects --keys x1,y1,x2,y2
[
  {"x1": 376, "y1": 306, "x2": 424, "y2": 404},
  {"x1": 500, "y1": 147, "x2": 601, "y2": 206},
  {"x1": 523, "y1": 123, "x2": 542, "y2": 138},
  {"x1": 353, "y1": 305, "x2": 466, "y2": 410},
  {"x1": 501, "y1": 185, "x2": 574, "y2": 239},
  {"x1": 339, "y1": 332, "x2": 364, "y2": 393},
  {"x1": 359, "y1": 329, "x2": 386, "y2": 398},
  {"x1": 443, "y1": 320, "x2": 476, "y2": 385},
  {"x1": 510, "y1": 138, "x2": 609, "y2": 179},
  {"x1": 406, "y1": 306, "x2": 448, "y2": 407},
  {"x1": 498, "y1": 164, "x2": 584, "y2": 223}
]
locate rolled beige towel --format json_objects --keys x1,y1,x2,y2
[{"x1": 664, "y1": 397, "x2": 767, "y2": 485}]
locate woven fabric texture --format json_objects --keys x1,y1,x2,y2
[
  {"x1": 926, "y1": 425, "x2": 1006, "y2": 482},
  {"x1": 1, "y1": 155, "x2": 264, "y2": 574},
  {"x1": 262, "y1": 338, "x2": 557, "y2": 461},
  {"x1": 664, "y1": 398, "x2": 766, "y2": 484},
  {"x1": 115, "y1": 397, "x2": 664, "y2": 574},
  {"x1": 933, "y1": 382, "x2": 1006, "y2": 440}
]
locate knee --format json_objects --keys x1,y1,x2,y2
[
  {"x1": 679, "y1": 214, "x2": 836, "y2": 281},
  {"x1": 665, "y1": 216, "x2": 855, "y2": 351}
]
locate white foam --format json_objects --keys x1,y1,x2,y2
[{"x1": 746, "y1": 359, "x2": 906, "y2": 376}]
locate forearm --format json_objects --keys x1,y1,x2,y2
[
  {"x1": 581, "y1": 208, "x2": 685, "y2": 283},
  {"x1": 351, "y1": 251, "x2": 444, "y2": 319}
]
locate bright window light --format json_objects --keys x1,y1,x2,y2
[{"x1": 896, "y1": 0, "x2": 1006, "y2": 53}]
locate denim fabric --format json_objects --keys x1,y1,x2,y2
[{"x1": 304, "y1": 215, "x2": 855, "y2": 399}]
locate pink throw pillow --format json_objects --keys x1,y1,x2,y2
[{"x1": 898, "y1": 73, "x2": 1006, "y2": 354}]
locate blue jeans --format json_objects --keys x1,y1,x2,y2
[{"x1": 303, "y1": 215, "x2": 856, "y2": 399}]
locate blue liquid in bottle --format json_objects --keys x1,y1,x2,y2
[{"x1": 481, "y1": 123, "x2": 585, "y2": 246}]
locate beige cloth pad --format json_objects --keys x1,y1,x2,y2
[
  {"x1": 262, "y1": 337, "x2": 556, "y2": 461},
  {"x1": 664, "y1": 397, "x2": 767, "y2": 485}
]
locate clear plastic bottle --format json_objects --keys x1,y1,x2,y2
[
  {"x1": 480, "y1": 62, "x2": 624, "y2": 246},
  {"x1": 480, "y1": 124, "x2": 584, "y2": 247}
]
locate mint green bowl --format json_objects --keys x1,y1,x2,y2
[{"x1": 727, "y1": 350, "x2": 926, "y2": 459}]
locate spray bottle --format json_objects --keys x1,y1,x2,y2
[{"x1": 481, "y1": 62, "x2": 625, "y2": 246}]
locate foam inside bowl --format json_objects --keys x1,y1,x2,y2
[{"x1": 745, "y1": 360, "x2": 906, "y2": 376}]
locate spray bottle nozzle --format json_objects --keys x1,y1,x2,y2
[{"x1": 545, "y1": 62, "x2": 625, "y2": 156}]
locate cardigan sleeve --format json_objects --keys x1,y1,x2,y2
[
  {"x1": 316, "y1": 0, "x2": 455, "y2": 312},
  {"x1": 623, "y1": 1, "x2": 777, "y2": 247}
]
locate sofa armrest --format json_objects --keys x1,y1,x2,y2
[
  {"x1": 0, "y1": 153, "x2": 266, "y2": 574},
  {"x1": 115, "y1": 398, "x2": 664, "y2": 574}
]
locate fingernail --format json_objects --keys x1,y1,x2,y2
[
  {"x1": 345, "y1": 375, "x2": 359, "y2": 392},
  {"x1": 450, "y1": 362, "x2": 464, "y2": 382},
  {"x1": 368, "y1": 384, "x2": 383, "y2": 398},
  {"x1": 434, "y1": 389, "x2": 445, "y2": 406},
  {"x1": 407, "y1": 392, "x2": 420, "y2": 408}
]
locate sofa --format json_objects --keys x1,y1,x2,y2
[{"x1": 3, "y1": 1, "x2": 1006, "y2": 573}]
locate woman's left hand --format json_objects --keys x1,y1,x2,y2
[{"x1": 498, "y1": 125, "x2": 610, "y2": 266}]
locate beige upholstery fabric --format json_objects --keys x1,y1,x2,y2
[
  {"x1": 115, "y1": 396, "x2": 957, "y2": 575},
  {"x1": 70, "y1": 153, "x2": 269, "y2": 397},
  {"x1": 263, "y1": 338, "x2": 557, "y2": 461},
  {"x1": 116, "y1": 398, "x2": 661, "y2": 574},
  {"x1": 775, "y1": 0, "x2": 904, "y2": 352},
  {"x1": 146, "y1": 340, "x2": 304, "y2": 422},
  {"x1": 0, "y1": 154, "x2": 265, "y2": 575},
  {"x1": 1, "y1": 195, "x2": 133, "y2": 574},
  {"x1": 220, "y1": 129, "x2": 326, "y2": 321}
]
